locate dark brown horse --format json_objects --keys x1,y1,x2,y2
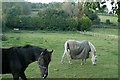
[{"x1": 1, "y1": 44, "x2": 53, "y2": 80}]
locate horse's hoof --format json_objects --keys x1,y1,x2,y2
[
  {"x1": 81, "y1": 63, "x2": 84, "y2": 65},
  {"x1": 69, "y1": 62, "x2": 72, "y2": 64},
  {"x1": 92, "y1": 63, "x2": 96, "y2": 66},
  {"x1": 61, "y1": 61, "x2": 64, "y2": 64}
]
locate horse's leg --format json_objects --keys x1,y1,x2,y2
[
  {"x1": 81, "y1": 59, "x2": 84, "y2": 65},
  {"x1": 84, "y1": 59, "x2": 86, "y2": 63},
  {"x1": 13, "y1": 77, "x2": 19, "y2": 80},
  {"x1": 66, "y1": 50, "x2": 72, "y2": 64},
  {"x1": 61, "y1": 50, "x2": 66, "y2": 64},
  {"x1": 12, "y1": 73, "x2": 19, "y2": 80},
  {"x1": 20, "y1": 72, "x2": 27, "y2": 80},
  {"x1": 81, "y1": 59, "x2": 86, "y2": 65}
]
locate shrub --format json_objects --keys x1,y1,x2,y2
[
  {"x1": 92, "y1": 17, "x2": 101, "y2": 25},
  {"x1": 106, "y1": 19, "x2": 111, "y2": 25},
  {"x1": 66, "y1": 18, "x2": 77, "y2": 31},
  {"x1": 80, "y1": 16, "x2": 92, "y2": 31},
  {"x1": 2, "y1": 34, "x2": 8, "y2": 41},
  {"x1": 84, "y1": 9, "x2": 100, "y2": 24}
]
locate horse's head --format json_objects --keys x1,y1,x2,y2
[
  {"x1": 88, "y1": 41, "x2": 97, "y2": 66},
  {"x1": 91, "y1": 54, "x2": 97, "y2": 66},
  {"x1": 38, "y1": 49, "x2": 53, "y2": 79}
]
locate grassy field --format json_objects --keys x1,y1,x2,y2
[
  {"x1": 2, "y1": 30, "x2": 118, "y2": 78},
  {"x1": 98, "y1": 15, "x2": 118, "y2": 25},
  {"x1": 91, "y1": 28, "x2": 118, "y2": 35}
]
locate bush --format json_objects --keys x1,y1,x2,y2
[
  {"x1": 92, "y1": 17, "x2": 100, "y2": 25},
  {"x1": 80, "y1": 16, "x2": 92, "y2": 31},
  {"x1": 106, "y1": 19, "x2": 111, "y2": 24},
  {"x1": 66, "y1": 18, "x2": 77, "y2": 31},
  {"x1": 4, "y1": 8, "x2": 91, "y2": 31},
  {"x1": 2, "y1": 34, "x2": 8, "y2": 41},
  {"x1": 84, "y1": 9, "x2": 100, "y2": 24},
  {"x1": 38, "y1": 8, "x2": 77, "y2": 31}
]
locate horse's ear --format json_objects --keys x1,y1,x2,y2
[
  {"x1": 45, "y1": 49, "x2": 47, "y2": 52},
  {"x1": 50, "y1": 50, "x2": 53, "y2": 54}
]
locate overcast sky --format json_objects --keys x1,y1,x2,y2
[{"x1": 25, "y1": 0, "x2": 118, "y2": 3}]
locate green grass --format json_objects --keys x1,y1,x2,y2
[
  {"x1": 30, "y1": 11, "x2": 38, "y2": 17},
  {"x1": 98, "y1": 15, "x2": 118, "y2": 25},
  {"x1": 91, "y1": 28, "x2": 118, "y2": 35},
  {"x1": 2, "y1": 31, "x2": 118, "y2": 78}
]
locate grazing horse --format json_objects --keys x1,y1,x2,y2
[
  {"x1": 61, "y1": 40, "x2": 97, "y2": 65},
  {"x1": 1, "y1": 44, "x2": 53, "y2": 80}
]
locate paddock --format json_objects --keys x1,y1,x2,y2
[{"x1": 2, "y1": 31, "x2": 118, "y2": 78}]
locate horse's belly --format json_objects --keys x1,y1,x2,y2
[{"x1": 2, "y1": 66, "x2": 11, "y2": 74}]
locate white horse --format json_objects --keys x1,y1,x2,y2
[{"x1": 61, "y1": 40, "x2": 97, "y2": 65}]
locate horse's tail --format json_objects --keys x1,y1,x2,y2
[
  {"x1": 64, "y1": 41, "x2": 70, "y2": 52},
  {"x1": 88, "y1": 41, "x2": 96, "y2": 55}
]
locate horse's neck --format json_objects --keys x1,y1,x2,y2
[
  {"x1": 88, "y1": 41, "x2": 96, "y2": 56},
  {"x1": 23, "y1": 51, "x2": 36, "y2": 65}
]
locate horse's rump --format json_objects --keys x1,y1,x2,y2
[{"x1": 2, "y1": 46, "x2": 31, "y2": 74}]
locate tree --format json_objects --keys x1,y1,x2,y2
[
  {"x1": 20, "y1": 2, "x2": 31, "y2": 15},
  {"x1": 5, "y1": 5, "x2": 22, "y2": 28},
  {"x1": 77, "y1": 0, "x2": 84, "y2": 31},
  {"x1": 2, "y1": 2, "x2": 32, "y2": 29},
  {"x1": 62, "y1": 2, "x2": 74, "y2": 17},
  {"x1": 117, "y1": 1, "x2": 120, "y2": 28}
]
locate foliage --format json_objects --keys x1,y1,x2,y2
[
  {"x1": 31, "y1": 3, "x2": 48, "y2": 9},
  {"x1": 79, "y1": 16, "x2": 92, "y2": 31},
  {"x1": 3, "y1": 2, "x2": 117, "y2": 31},
  {"x1": 66, "y1": 18, "x2": 77, "y2": 31},
  {"x1": 2, "y1": 2, "x2": 32, "y2": 29},
  {"x1": 19, "y1": 16, "x2": 33, "y2": 29},
  {"x1": 2, "y1": 2, "x2": 31, "y2": 15},
  {"x1": 117, "y1": 1, "x2": 120, "y2": 23},
  {"x1": 84, "y1": 2, "x2": 99, "y2": 11},
  {"x1": 2, "y1": 34, "x2": 8, "y2": 41},
  {"x1": 37, "y1": 8, "x2": 77, "y2": 31},
  {"x1": 106, "y1": 19, "x2": 111, "y2": 24},
  {"x1": 84, "y1": 8, "x2": 100, "y2": 25},
  {"x1": 84, "y1": 2, "x2": 100, "y2": 25}
]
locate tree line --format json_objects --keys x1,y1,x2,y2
[{"x1": 2, "y1": 2, "x2": 118, "y2": 31}]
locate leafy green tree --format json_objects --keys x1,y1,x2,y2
[
  {"x1": 80, "y1": 16, "x2": 92, "y2": 31},
  {"x1": 5, "y1": 5, "x2": 22, "y2": 28},
  {"x1": 2, "y1": 2, "x2": 32, "y2": 30},
  {"x1": 20, "y1": 2, "x2": 31, "y2": 15},
  {"x1": 117, "y1": 1, "x2": 120, "y2": 29},
  {"x1": 84, "y1": 2, "x2": 100, "y2": 25}
]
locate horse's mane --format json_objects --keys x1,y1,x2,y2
[
  {"x1": 1, "y1": 45, "x2": 33, "y2": 50},
  {"x1": 23, "y1": 44, "x2": 33, "y2": 48}
]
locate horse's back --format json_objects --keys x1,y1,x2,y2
[{"x1": 66, "y1": 40, "x2": 89, "y2": 50}]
